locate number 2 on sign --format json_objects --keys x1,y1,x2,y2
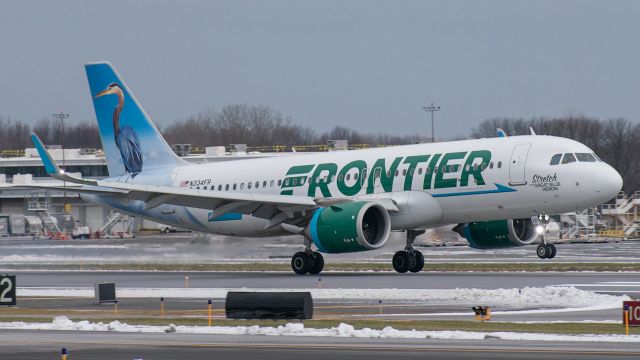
[{"x1": 0, "y1": 277, "x2": 13, "y2": 303}]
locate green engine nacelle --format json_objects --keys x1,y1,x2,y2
[
  {"x1": 306, "y1": 201, "x2": 391, "y2": 253},
  {"x1": 453, "y1": 218, "x2": 539, "y2": 249}
]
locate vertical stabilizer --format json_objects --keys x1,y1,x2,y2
[{"x1": 85, "y1": 62, "x2": 185, "y2": 177}]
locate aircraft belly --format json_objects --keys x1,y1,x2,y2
[
  {"x1": 436, "y1": 188, "x2": 553, "y2": 223},
  {"x1": 436, "y1": 183, "x2": 588, "y2": 223},
  {"x1": 81, "y1": 194, "x2": 286, "y2": 237}
]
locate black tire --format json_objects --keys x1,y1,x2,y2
[
  {"x1": 308, "y1": 252, "x2": 325, "y2": 275},
  {"x1": 392, "y1": 251, "x2": 411, "y2": 273},
  {"x1": 547, "y1": 244, "x2": 557, "y2": 259},
  {"x1": 291, "y1": 252, "x2": 311, "y2": 275},
  {"x1": 536, "y1": 244, "x2": 549, "y2": 259},
  {"x1": 409, "y1": 251, "x2": 425, "y2": 273}
]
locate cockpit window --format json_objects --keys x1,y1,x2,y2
[
  {"x1": 561, "y1": 153, "x2": 577, "y2": 164},
  {"x1": 593, "y1": 153, "x2": 603, "y2": 162},
  {"x1": 576, "y1": 153, "x2": 596, "y2": 162},
  {"x1": 550, "y1": 154, "x2": 562, "y2": 165}
]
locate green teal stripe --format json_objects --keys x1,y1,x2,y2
[{"x1": 432, "y1": 183, "x2": 515, "y2": 198}]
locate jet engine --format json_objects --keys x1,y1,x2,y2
[
  {"x1": 453, "y1": 218, "x2": 540, "y2": 249},
  {"x1": 306, "y1": 201, "x2": 391, "y2": 253}
]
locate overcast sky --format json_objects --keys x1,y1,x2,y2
[{"x1": 0, "y1": 0, "x2": 638, "y2": 139}]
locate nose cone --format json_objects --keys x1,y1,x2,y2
[{"x1": 599, "y1": 164, "x2": 623, "y2": 201}]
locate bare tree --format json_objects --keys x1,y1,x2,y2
[
  {"x1": 164, "y1": 105, "x2": 317, "y2": 147},
  {"x1": 0, "y1": 116, "x2": 31, "y2": 150}
]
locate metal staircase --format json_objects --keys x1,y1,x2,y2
[
  {"x1": 99, "y1": 211, "x2": 134, "y2": 237},
  {"x1": 27, "y1": 193, "x2": 48, "y2": 211},
  {"x1": 625, "y1": 222, "x2": 640, "y2": 236},
  {"x1": 27, "y1": 192, "x2": 66, "y2": 239},
  {"x1": 558, "y1": 208, "x2": 598, "y2": 240},
  {"x1": 40, "y1": 210, "x2": 62, "y2": 236},
  {"x1": 600, "y1": 191, "x2": 640, "y2": 238}
]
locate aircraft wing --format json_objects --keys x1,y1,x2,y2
[
  {"x1": 8, "y1": 182, "x2": 316, "y2": 208},
  {"x1": 26, "y1": 133, "x2": 323, "y2": 230}
]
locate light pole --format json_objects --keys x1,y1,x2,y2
[
  {"x1": 51, "y1": 111, "x2": 70, "y2": 214},
  {"x1": 421, "y1": 103, "x2": 440, "y2": 143}
]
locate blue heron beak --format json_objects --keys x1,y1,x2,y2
[{"x1": 94, "y1": 88, "x2": 113, "y2": 99}]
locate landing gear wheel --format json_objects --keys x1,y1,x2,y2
[
  {"x1": 392, "y1": 251, "x2": 411, "y2": 273},
  {"x1": 409, "y1": 251, "x2": 424, "y2": 273},
  {"x1": 536, "y1": 244, "x2": 549, "y2": 259},
  {"x1": 308, "y1": 252, "x2": 325, "y2": 275},
  {"x1": 546, "y1": 244, "x2": 557, "y2": 259},
  {"x1": 291, "y1": 252, "x2": 311, "y2": 275}
]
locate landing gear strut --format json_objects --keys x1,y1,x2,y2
[
  {"x1": 392, "y1": 230, "x2": 425, "y2": 273},
  {"x1": 535, "y1": 214, "x2": 556, "y2": 259},
  {"x1": 291, "y1": 238, "x2": 325, "y2": 275}
]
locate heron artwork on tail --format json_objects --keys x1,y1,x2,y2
[{"x1": 94, "y1": 83, "x2": 143, "y2": 175}]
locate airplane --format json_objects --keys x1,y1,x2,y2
[{"x1": 24, "y1": 62, "x2": 623, "y2": 275}]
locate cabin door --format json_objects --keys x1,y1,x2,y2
[{"x1": 509, "y1": 143, "x2": 531, "y2": 186}]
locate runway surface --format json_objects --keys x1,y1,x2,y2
[
  {"x1": 12, "y1": 270, "x2": 640, "y2": 293},
  {"x1": 2, "y1": 329, "x2": 640, "y2": 360},
  {"x1": 0, "y1": 234, "x2": 638, "y2": 264},
  {"x1": 10, "y1": 270, "x2": 640, "y2": 322}
]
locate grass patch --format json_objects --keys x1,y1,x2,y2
[
  {"x1": 4, "y1": 262, "x2": 640, "y2": 272},
  {"x1": 0, "y1": 316, "x2": 628, "y2": 335}
]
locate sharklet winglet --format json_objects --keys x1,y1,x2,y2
[{"x1": 30, "y1": 132, "x2": 98, "y2": 186}]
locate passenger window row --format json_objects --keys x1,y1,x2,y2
[{"x1": 191, "y1": 161, "x2": 506, "y2": 191}]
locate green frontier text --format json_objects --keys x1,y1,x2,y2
[{"x1": 280, "y1": 150, "x2": 491, "y2": 196}]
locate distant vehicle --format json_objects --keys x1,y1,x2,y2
[
  {"x1": 72, "y1": 226, "x2": 91, "y2": 239},
  {"x1": 156, "y1": 224, "x2": 177, "y2": 233},
  {"x1": 23, "y1": 61, "x2": 623, "y2": 275}
]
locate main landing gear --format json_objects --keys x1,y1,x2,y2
[
  {"x1": 392, "y1": 230, "x2": 425, "y2": 273},
  {"x1": 535, "y1": 214, "x2": 557, "y2": 259},
  {"x1": 291, "y1": 238, "x2": 325, "y2": 275}
]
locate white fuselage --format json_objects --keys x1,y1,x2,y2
[{"x1": 82, "y1": 135, "x2": 622, "y2": 236}]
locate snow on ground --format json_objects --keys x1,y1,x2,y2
[
  {"x1": 360, "y1": 301, "x2": 628, "y2": 318},
  {"x1": 497, "y1": 320, "x2": 620, "y2": 324},
  {"x1": 0, "y1": 316, "x2": 638, "y2": 343},
  {"x1": 18, "y1": 286, "x2": 630, "y2": 310}
]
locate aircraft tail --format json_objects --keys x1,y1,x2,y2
[{"x1": 85, "y1": 62, "x2": 186, "y2": 177}]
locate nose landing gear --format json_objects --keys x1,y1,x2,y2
[
  {"x1": 392, "y1": 230, "x2": 425, "y2": 273},
  {"x1": 536, "y1": 243, "x2": 557, "y2": 259},
  {"x1": 535, "y1": 214, "x2": 557, "y2": 259}
]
